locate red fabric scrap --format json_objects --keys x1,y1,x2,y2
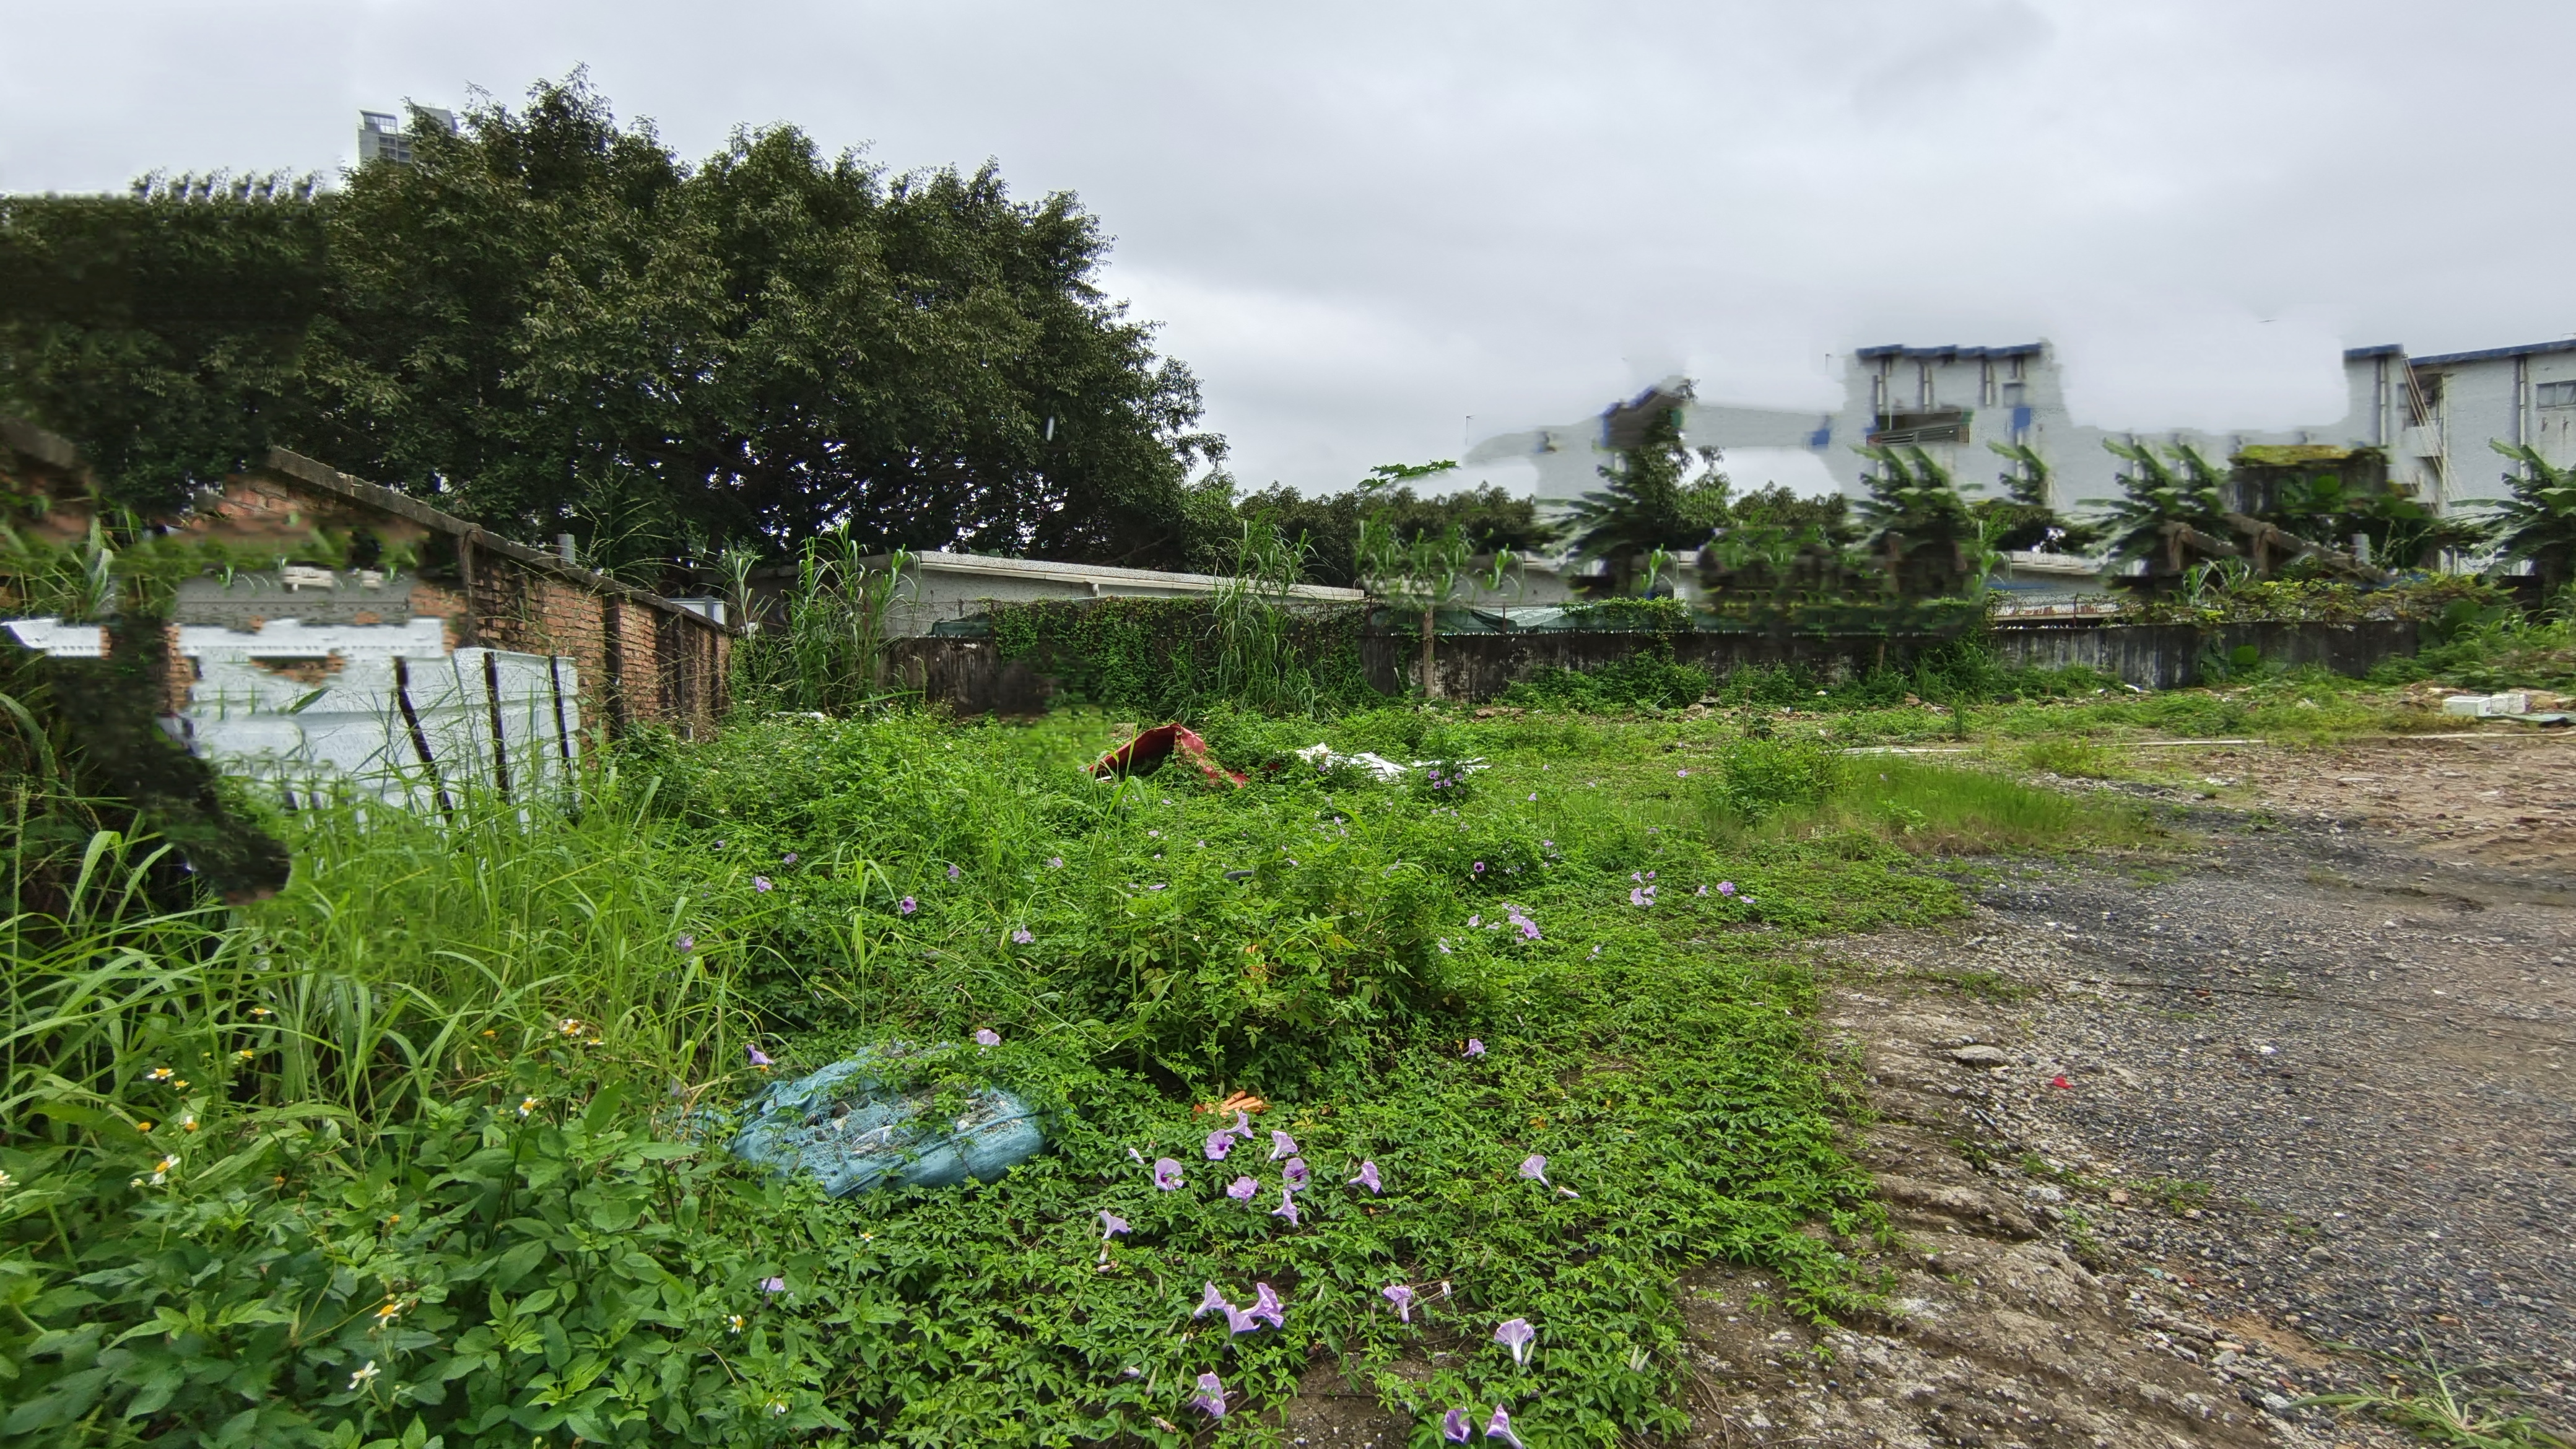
[
  {"x1": 1090, "y1": 723, "x2": 1247, "y2": 788},
  {"x1": 2050, "y1": 1074, "x2": 2072, "y2": 1089}
]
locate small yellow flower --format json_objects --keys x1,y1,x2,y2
[
  {"x1": 384, "y1": 1214, "x2": 399, "y2": 1226},
  {"x1": 518, "y1": 1097, "x2": 540, "y2": 1118},
  {"x1": 247, "y1": 1006, "x2": 274, "y2": 1017},
  {"x1": 180, "y1": 1115, "x2": 199, "y2": 1132},
  {"x1": 481, "y1": 1029, "x2": 497, "y2": 1038},
  {"x1": 859, "y1": 1230, "x2": 876, "y2": 1242},
  {"x1": 726, "y1": 1314, "x2": 745, "y2": 1334},
  {"x1": 233, "y1": 1049, "x2": 256, "y2": 1061},
  {"x1": 0, "y1": 1169, "x2": 15, "y2": 1192},
  {"x1": 173, "y1": 1079, "x2": 189, "y2": 1089},
  {"x1": 135, "y1": 1120, "x2": 154, "y2": 1133},
  {"x1": 155, "y1": 1155, "x2": 180, "y2": 1173},
  {"x1": 348, "y1": 1360, "x2": 380, "y2": 1389},
  {"x1": 557, "y1": 1018, "x2": 583, "y2": 1037},
  {"x1": 373, "y1": 1299, "x2": 403, "y2": 1325},
  {"x1": 147, "y1": 1066, "x2": 175, "y2": 1082}
]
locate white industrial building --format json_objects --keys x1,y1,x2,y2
[{"x1": 1468, "y1": 338, "x2": 2575, "y2": 527}]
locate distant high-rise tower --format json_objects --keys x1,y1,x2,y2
[{"x1": 357, "y1": 107, "x2": 454, "y2": 165}]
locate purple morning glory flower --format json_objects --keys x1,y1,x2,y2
[
  {"x1": 1227, "y1": 1175, "x2": 1258, "y2": 1201},
  {"x1": 746, "y1": 1045, "x2": 773, "y2": 1067},
  {"x1": 1269, "y1": 1129, "x2": 1298, "y2": 1161},
  {"x1": 1099, "y1": 1210, "x2": 1129, "y2": 1240},
  {"x1": 1152, "y1": 1158, "x2": 1184, "y2": 1191},
  {"x1": 1695, "y1": 884, "x2": 1708, "y2": 896},
  {"x1": 782, "y1": 851, "x2": 798, "y2": 864},
  {"x1": 676, "y1": 934, "x2": 695, "y2": 954},
  {"x1": 898, "y1": 896, "x2": 917, "y2": 915},
  {"x1": 1194, "y1": 1282, "x2": 1228, "y2": 1319},
  {"x1": 1485, "y1": 1404, "x2": 1527, "y2": 1447},
  {"x1": 1190, "y1": 1372, "x2": 1227, "y2": 1419},
  {"x1": 1383, "y1": 1283, "x2": 1415, "y2": 1323},
  {"x1": 974, "y1": 1028, "x2": 1000, "y2": 1047},
  {"x1": 1677, "y1": 768, "x2": 1690, "y2": 777},
  {"x1": 1717, "y1": 880, "x2": 1737, "y2": 895},
  {"x1": 1048, "y1": 856, "x2": 1063, "y2": 868},
  {"x1": 1282, "y1": 1156, "x2": 1310, "y2": 1190},
  {"x1": 1229, "y1": 1109, "x2": 1255, "y2": 1140},
  {"x1": 1443, "y1": 1407, "x2": 1471, "y2": 1442},
  {"x1": 947, "y1": 863, "x2": 960, "y2": 880},
  {"x1": 1464, "y1": 1038, "x2": 1485, "y2": 1058},
  {"x1": 1468, "y1": 913, "x2": 1481, "y2": 928},
  {"x1": 1629, "y1": 887, "x2": 1651, "y2": 907},
  {"x1": 1204, "y1": 1129, "x2": 1234, "y2": 1161},
  {"x1": 1518, "y1": 1154, "x2": 1549, "y2": 1186},
  {"x1": 753, "y1": 876, "x2": 773, "y2": 892},
  {"x1": 1011, "y1": 927, "x2": 1033, "y2": 944},
  {"x1": 1271, "y1": 1188, "x2": 1300, "y2": 1226},
  {"x1": 1519, "y1": 920, "x2": 1541, "y2": 940},
  {"x1": 1473, "y1": 861, "x2": 1486, "y2": 874},
  {"x1": 1494, "y1": 1318, "x2": 1535, "y2": 1367},
  {"x1": 1351, "y1": 1160, "x2": 1382, "y2": 1193},
  {"x1": 760, "y1": 1276, "x2": 786, "y2": 1294},
  {"x1": 1249, "y1": 1281, "x2": 1285, "y2": 1329},
  {"x1": 1223, "y1": 1300, "x2": 1258, "y2": 1334}
]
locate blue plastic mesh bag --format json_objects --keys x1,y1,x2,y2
[{"x1": 728, "y1": 1048, "x2": 1043, "y2": 1196}]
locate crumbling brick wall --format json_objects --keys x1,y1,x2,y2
[{"x1": 1, "y1": 420, "x2": 733, "y2": 739}]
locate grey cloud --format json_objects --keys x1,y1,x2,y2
[{"x1": 4, "y1": 1, "x2": 2574, "y2": 495}]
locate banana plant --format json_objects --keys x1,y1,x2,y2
[{"x1": 2478, "y1": 442, "x2": 2576, "y2": 596}]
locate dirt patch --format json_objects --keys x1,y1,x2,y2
[{"x1": 2159, "y1": 730, "x2": 2576, "y2": 871}]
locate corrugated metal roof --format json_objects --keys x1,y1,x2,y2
[{"x1": 871, "y1": 551, "x2": 1367, "y2": 603}]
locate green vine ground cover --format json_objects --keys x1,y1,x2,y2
[{"x1": 4, "y1": 707, "x2": 2148, "y2": 1447}]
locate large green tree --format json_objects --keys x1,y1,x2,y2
[
  {"x1": 0, "y1": 174, "x2": 328, "y2": 512},
  {"x1": 1234, "y1": 465, "x2": 1553, "y2": 587},
  {"x1": 0, "y1": 76, "x2": 1222, "y2": 575}
]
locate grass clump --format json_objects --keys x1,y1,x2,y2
[{"x1": 2, "y1": 708, "x2": 2144, "y2": 1445}]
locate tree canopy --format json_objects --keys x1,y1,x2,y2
[
  {"x1": 1234, "y1": 466, "x2": 1554, "y2": 588},
  {"x1": 0, "y1": 76, "x2": 1224, "y2": 578}
]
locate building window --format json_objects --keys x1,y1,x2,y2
[
  {"x1": 2000, "y1": 381, "x2": 2026, "y2": 407},
  {"x1": 1871, "y1": 408, "x2": 1969, "y2": 447},
  {"x1": 1917, "y1": 363, "x2": 1934, "y2": 409},
  {"x1": 2540, "y1": 380, "x2": 2576, "y2": 409}
]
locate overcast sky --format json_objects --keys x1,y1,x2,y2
[{"x1": 6, "y1": 1, "x2": 2571, "y2": 497}]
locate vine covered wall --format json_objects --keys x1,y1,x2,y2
[{"x1": 985, "y1": 597, "x2": 1375, "y2": 719}]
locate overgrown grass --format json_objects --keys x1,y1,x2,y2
[{"x1": 4, "y1": 711, "x2": 2142, "y2": 1447}]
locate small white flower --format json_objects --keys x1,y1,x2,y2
[{"x1": 348, "y1": 1360, "x2": 380, "y2": 1389}]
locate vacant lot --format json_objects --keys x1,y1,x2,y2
[{"x1": 1669, "y1": 731, "x2": 2575, "y2": 1448}]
